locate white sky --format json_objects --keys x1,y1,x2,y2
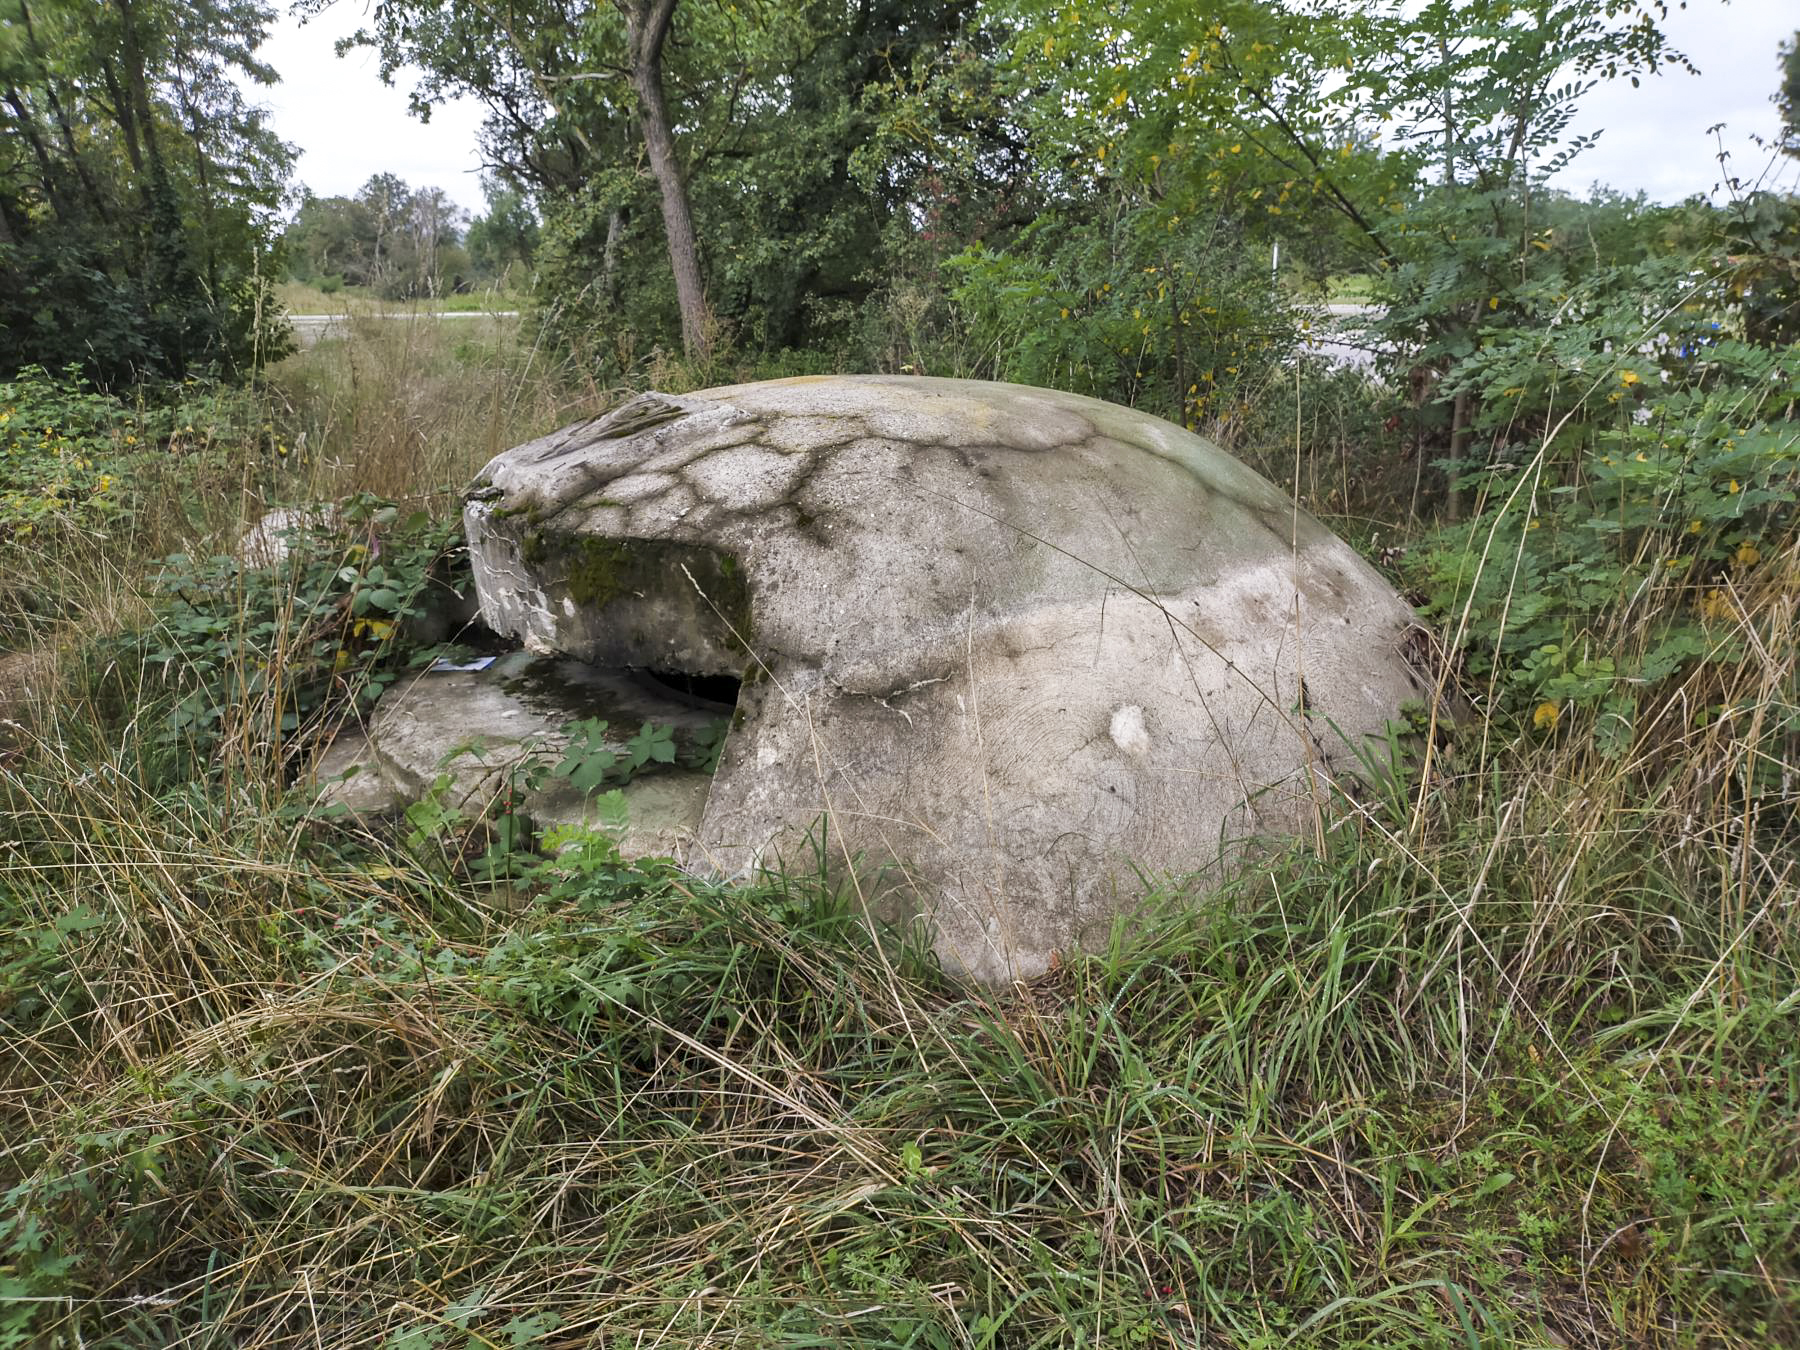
[
  {"x1": 1553, "y1": 0, "x2": 1798, "y2": 200},
  {"x1": 257, "y1": 3, "x2": 492, "y2": 214},
  {"x1": 253, "y1": 0, "x2": 1798, "y2": 218}
]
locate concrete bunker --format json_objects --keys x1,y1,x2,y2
[{"x1": 458, "y1": 375, "x2": 1445, "y2": 984}]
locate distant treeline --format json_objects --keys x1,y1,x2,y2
[
  {"x1": 283, "y1": 175, "x2": 539, "y2": 300},
  {"x1": 3, "y1": 0, "x2": 1797, "y2": 403}
]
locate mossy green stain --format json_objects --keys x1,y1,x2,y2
[
  {"x1": 565, "y1": 537, "x2": 637, "y2": 611},
  {"x1": 523, "y1": 528, "x2": 754, "y2": 655}
]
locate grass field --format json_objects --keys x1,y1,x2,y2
[
  {"x1": 1, "y1": 323, "x2": 1795, "y2": 1347},
  {"x1": 275, "y1": 280, "x2": 528, "y2": 317}
]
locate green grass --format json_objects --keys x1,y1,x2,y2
[
  {"x1": 276, "y1": 280, "x2": 527, "y2": 317},
  {"x1": 1322, "y1": 273, "x2": 1381, "y2": 304},
  {"x1": 3, "y1": 733, "x2": 1794, "y2": 1346},
  {"x1": 1, "y1": 329, "x2": 1796, "y2": 1347}
]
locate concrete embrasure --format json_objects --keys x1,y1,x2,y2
[
  {"x1": 465, "y1": 375, "x2": 1442, "y2": 983},
  {"x1": 314, "y1": 650, "x2": 719, "y2": 860}
]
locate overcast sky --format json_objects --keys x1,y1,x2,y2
[{"x1": 254, "y1": 0, "x2": 1799, "y2": 219}]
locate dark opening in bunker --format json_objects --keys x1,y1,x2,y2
[{"x1": 637, "y1": 668, "x2": 743, "y2": 710}]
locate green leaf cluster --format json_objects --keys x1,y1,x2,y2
[
  {"x1": 0, "y1": 0, "x2": 294, "y2": 385},
  {"x1": 118, "y1": 493, "x2": 465, "y2": 783}
]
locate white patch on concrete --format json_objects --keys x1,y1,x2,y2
[{"x1": 1110, "y1": 704, "x2": 1151, "y2": 758}]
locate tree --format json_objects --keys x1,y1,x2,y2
[
  {"x1": 332, "y1": 0, "x2": 983, "y2": 361},
  {"x1": 0, "y1": 0, "x2": 292, "y2": 383},
  {"x1": 331, "y1": 0, "x2": 708, "y2": 350},
  {"x1": 987, "y1": 0, "x2": 1685, "y2": 513},
  {"x1": 285, "y1": 189, "x2": 375, "y2": 285},
  {"x1": 618, "y1": 0, "x2": 706, "y2": 352},
  {"x1": 1780, "y1": 30, "x2": 1800, "y2": 159},
  {"x1": 405, "y1": 184, "x2": 465, "y2": 295},
  {"x1": 284, "y1": 175, "x2": 472, "y2": 297},
  {"x1": 466, "y1": 181, "x2": 540, "y2": 283}
]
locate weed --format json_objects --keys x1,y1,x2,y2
[{"x1": 0, "y1": 292, "x2": 1795, "y2": 1348}]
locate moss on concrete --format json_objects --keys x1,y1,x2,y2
[{"x1": 522, "y1": 528, "x2": 754, "y2": 657}]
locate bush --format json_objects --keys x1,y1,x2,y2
[
  {"x1": 0, "y1": 366, "x2": 135, "y2": 546},
  {"x1": 1407, "y1": 257, "x2": 1800, "y2": 766},
  {"x1": 944, "y1": 205, "x2": 1296, "y2": 434},
  {"x1": 116, "y1": 494, "x2": 467, "y2": 784}
]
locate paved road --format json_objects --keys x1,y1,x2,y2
[
  {"x1": 288, "y1": 310, "x2": 520, "y2": 349},
  {"x1": 1298, "y1": 302, "x2": 1388, "y2": 372}
]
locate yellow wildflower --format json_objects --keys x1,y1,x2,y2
[{"x1": 1699, "y1": 588, "x2": 1735, "y2": 622}]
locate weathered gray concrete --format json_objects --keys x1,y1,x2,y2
[
  {"x1": 315, "y1": 651, "x2": 718, "y2": 860},
  {"x1": 465, "y1": 376, "x2": 1440, "y2": 982}
]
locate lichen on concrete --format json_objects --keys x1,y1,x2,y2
[{"x1": 465, "y1": 376, "x2": 1444, "y2": 984}]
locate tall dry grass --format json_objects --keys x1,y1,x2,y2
[
  {"x1": 266, "y1": 315, "x2": 618, "y2": 512},
  {"x1": 0, "y1": 324, "x2": 1796, "y2": 1346}
]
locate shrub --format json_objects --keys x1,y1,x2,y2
[
  {"x1": 117, "y1": 495, "x2": 466, "y2": 784},
  {"x1": 1407, "y1": 257, "x2": 1800, "y2": 768}
]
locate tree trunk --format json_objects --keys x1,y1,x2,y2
[
  {"x1": 19, "y1": 1, "x2": 112, "y2": 225},
  {"x1": 2, "y1": 87, "x2": 72, "y2": 224},
  {"x1": 621, "y1": 0, "x2": 708, "y2": 356},
  {"x1": 116, "y1": 0, "x2": 164, "y2": 172},
  {"x1": 171, "y1": 46, "x2": 221, "y2": 300},
  {"x1": 1446, "y1": 386, "x2": 1471, "y2": 522},
  {"x1": 600, "y1": 205, "x2": 626, "y2": 308},
  {"x1": 99, "y1": 59, "x2": 144, "y2": 175}
]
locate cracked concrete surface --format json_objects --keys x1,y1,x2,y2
[
  {"x1": 315, "y1": 651, "x2": 718, "y2": 860},
  {"x1": 466, "y1": 375, "x2": 1440, "y2": 984}
]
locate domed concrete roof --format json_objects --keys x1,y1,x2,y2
[{"x1": 465, "y1": 375, "x2": 1438, "y2": 982}]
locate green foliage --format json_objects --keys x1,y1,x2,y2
[
  {"x1": 551, "y1": 717, "x2": 675, "y2": 795},
  {"x1": 1404, "y1": 244, "x2": 1800, "y2": 759},
  {"x1": 463, "y1": 181, "x2": 540, "y2": 285},
  {"x1": 3, "y1": 745, "x2": 1796, "y2": 1344},
  {"x1": 345, "y1": 0, "x2": 991, "y2": 364},
  {"x1": 123, "y1": 494, "x2": 464, "y2": 780},
  {"x1": 394, "y1": 708, "x2": 730, "y2": 884},
  {"x1": 1779, "y1": 29, "x2": 1800, "y2": 160},
  {"x1": 1712, "y1": 189, "x2": 1800, "y2": 347},
  {"x1": 7, "y1": 8, "x2": 1800, "y2": 1347},
  {"x1": 893, "y1": 0, "x2": 1708, "y2": 508},
  {"x1": 284, "y1": 176, "x2": 476, "y2": 299},
  {"x1": 0, "y1": 365, "x2": 287, "y2": 647},
  {"x1": 0, "y1": 366, "x2": 134, "y2": 543},
  {"x1": 0, "y1": 0, "x2": 293, "y2": 385},
  {"x1": 946, "y1": 206, "x2": 1296, "y2": 429}
]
